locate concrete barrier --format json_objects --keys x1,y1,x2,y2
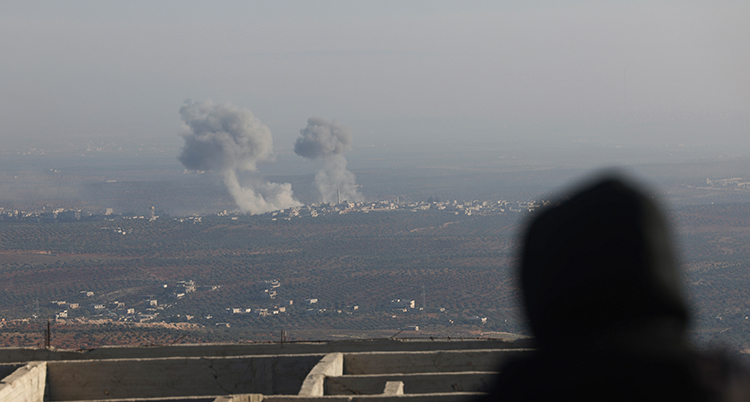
[
  {"x1": 0, "y1": 339, "x2": 526, "y2": 364},
  {"x1": 383, "y1": 381, "x2": 404, "y2": 396},
  {"x1": 0, "y1": 361, "x2": 46, "y2": 402},
  {"x1": 263, "y1": 392, "x2": 485, "y2": 402},
  {"x1": 45, "y1": 354, "x2": 323, "y2": 401},
  {"x1": 298, "y1": 353, "x2": 343, "y2": 397},
  {"x1": 0, "y1": 364, "x2": 23, "y2": 382},
  {"x1": 325, "y1": 371, "x2": 496, "y2": 395},
  {"x1": 0, "y1": 343, "x2": 529, "y2": 401},
  {"x1": 343, "y1": 349, "x2": 529, "y2": 375},
  {"x1": 66, "y1": 397, "x2": 219, "y2": 402},
  {"x1": 214, "y1": 394, "x2": 264, "y2": 402}
]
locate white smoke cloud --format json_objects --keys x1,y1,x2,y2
[
  {"x1": 315, "y1": 155, "x2": 360, "y2": 204},
  {"x1": 178, "y1": 100, "x2": 301, "y2": 214},
  {"x1": 294, "y1": 118, "x2": 363, "y2": 203}
]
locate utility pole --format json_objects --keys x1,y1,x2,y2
[{"x1": 45, "y1": 317, "x2": 51, "y2": 349}]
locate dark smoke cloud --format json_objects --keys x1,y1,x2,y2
[
  {"x1": 178, "y1": 100, "x2": 300, "y2": 214},
  {"x1": 294, "y1": 118, "x2": 363, "y2": 203}
]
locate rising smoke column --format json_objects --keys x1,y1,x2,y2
[
  {"x1": 294, "y1": 118, "x2": 363, "y2": 203},
  {"x1": 177, "y1": 100, "x2": 301, "y2": 214}
]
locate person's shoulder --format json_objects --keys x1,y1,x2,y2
[
  {"x1": 477, "y1": 349, "x2": 750, "y2": 402},
  {"x1": 691, "y1": 351, "x2": 750, "y2": 402}
]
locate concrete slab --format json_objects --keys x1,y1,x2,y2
[
  {"x1": 383, "y1": 382, "x2": 404, "y2": 396},
  {"x1": 213, "y1": 395, "x2": 263, "y2": 402},
  {"x1": 0, "y1": 361, "x2": 46, "y2": 402},
  {"x1": 325, "y1": 372, "x2": 496, "y2": 395},
  {"x1": 263, "y1": 392, "x2": 485, "y2": 402},
  {"x1": 44, "y1": 393, "x2": 264, "y2": 401},
  {"x1": 0, "y1": 364, "x2": 23, "y2": 381},
  {"x1": 59, "y1": 397, "x2": 218, "y2": 402},
  {"x1": 45, "y1": 354, "x2": 323, "y2": 401},
  {"x1": 0, "y1": 342, "x2": 530, "y2": 402},
  {"x1": 0, "y1": 340, "x2": 526, "y2": 364},
  {"x1": 343, "y1": 349, "x2": 529, "y2": 374},
  {"x1": 298, "y1": 353, "x2": 343, "y2": 397}
]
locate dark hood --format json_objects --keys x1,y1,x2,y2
[{"x1": 520, "y1": 176, "x2": 689, "y2": 349}]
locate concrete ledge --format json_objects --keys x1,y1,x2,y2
[
  {"x1": 45, "y1": 354, "x2": 323, "y2": 401},
  {"x1": 0, "y1": 361, "x2": 47, "y2": 402},
  {"x1": 213, "y1": 394, "x2": 264, "y2": 402},
  {"x1": 0, "y1": 343, "x2": 529, "y2": 402},
  {"x1": 61, "y1": 397, "x2": 219, "y2": 402},
  {"x1": 298, "y1": 353, "x2": 343, "y2": 397},
  {"x1": 382, "y1": 382, "x2": 404, "y2": 396},
  {"x1": 343, "y1": 349, "x2": 529, "y2": 374},
  {"x1": 57, "y1": 393, "x2": 264, "y2": 401},
  {"x1": 264, "y1": 392, "x2": 485, "y2": 402},
  {"x1": 0, "y1": 364, "x2": 24, "y2": 381},
  {"x1": 325, "y1": 372, "x2": 496, "y2": 395},
  {"x1": 0, "y1": 340, "x2": 526, "y2": 364}
]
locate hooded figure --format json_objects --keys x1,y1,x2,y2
[{"x1": 483, "y1": 175, "x2": 750, "y2": 401}]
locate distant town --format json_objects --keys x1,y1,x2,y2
[
  {"x1": 0, "y1": 197, "x2": 549, "y2": 223},
  {"x1": 5, "y1": 173, "x2": 747, "y2": 224}
]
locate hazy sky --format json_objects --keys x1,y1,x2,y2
[{"x1": 1, "y1": 1, "x2": 748, "y2": 151}]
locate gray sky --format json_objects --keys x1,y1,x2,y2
[{"x1": 1, "y1": 1, "x2": 748, "y2": 151}]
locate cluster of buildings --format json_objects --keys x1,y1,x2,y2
[
  {"x1": 303, "y1": 302, "x2": 359, "y2": 317},
  {"x1": 0, "y1": 208, "x2": 84, "y2": 222},
  {"x1": 41, "y1": 277, "x2": 493, "y2": 336},
  {"x1": 0, "y1": 196, "x2": 547, "y2": 224},
  {"x1": 45, "y1": 277, "x2": 329, "y2": 325},
  {"x1": 48, "y1": 280, "x2": 218, "y2": 324},
  {"x1": 0, "y1": 206, "x2": 164, "y2": 223},
  {"x1": 225, "y1": 280, "x2": 293, "y2": 318},
  {"x1": 222, "y1": 286, "x2": 361, "y2": 319},
  {"x1": 704, "y1": 177, "x2": 750, "y2": 188},
  {"x1": 49, "y1": 295, "x2": 142, "y2": 322},
  {"x1": 264, "y1": 198, "x2": 548, "y2": 221},
  {"x1": 225, "y1": 281, "x2": 361, "y2": 319},
  {"x1": 390, "y1": 298, "x2": 417, "y2": 312}
]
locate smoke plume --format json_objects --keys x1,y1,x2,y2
[
  {"x1": 178, "y1": 100, "x2": 301, "y2": 214},
  {"x1": 294, "y1": 118, "x2": 363, "y2": 203}
]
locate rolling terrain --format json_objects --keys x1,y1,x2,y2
[{"x1": 0, "y1": 200, "x2": 749, "y2": 352}]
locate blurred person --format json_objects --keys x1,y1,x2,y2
[{"x1": 482, "y1": 175, "x2": 750, "y2": 401}]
